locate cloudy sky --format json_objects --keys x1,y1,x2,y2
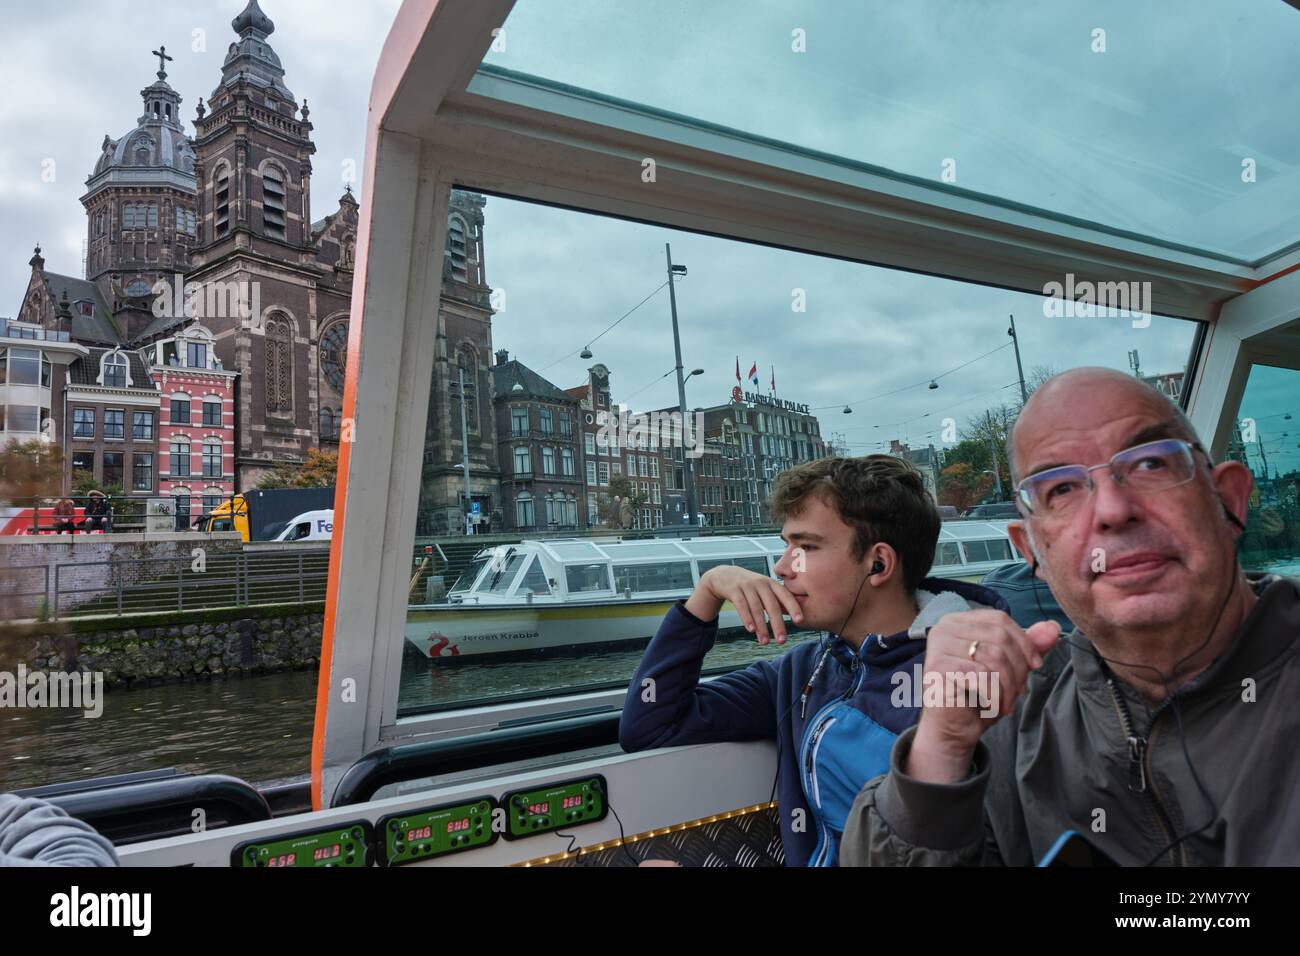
[{"x1": 3, "y1": 0, "x2": 1296, "y2": 474}]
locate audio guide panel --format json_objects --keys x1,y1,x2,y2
[
  {"x1": 232, "y1": 821, "x2": 374, "y2": 867},
  {"x1": 378, "y1": 796, "x2": 497, "y2": 865},
  {"x1": 501, "y1": 775, "x2": 607, "y2": 840}
]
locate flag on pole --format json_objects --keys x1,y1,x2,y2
[
  {"x1": 770, "y1": 365, "x2": 776, "y2": 393},
  {"x1": 735, "y1": 356, "x2": 741, "y2": 385},
  {"x1": 748, "y1": 362, "x2": 759, "y2": 387}
]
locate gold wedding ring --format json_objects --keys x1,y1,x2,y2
[{"x1": 968, "y1": 640, "x2": 980, "y2": 660}]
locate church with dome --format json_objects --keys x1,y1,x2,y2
[{"x1": 10, "y1": 0, "x2": 495, "y2": 519}]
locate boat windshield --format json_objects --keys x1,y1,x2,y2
[
  {"x1": 480, "y1": 553, "x2": 528, "y2": 594},
  {"x1": 449, "y1": 556, "x2": 490, "y2": 594}
]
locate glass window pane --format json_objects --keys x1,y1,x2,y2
[
  {"x1": 613, "y1": 561, "x2": 694, "y2": 593},
  {"x1": 564, "y1": 563, "x2": 612, "y2": 593},
  {"x1": 484, "y1": 0, "x2": 1300, "y2": 260},
  {"x1": 1227, "y1": 363, "x2": 1300, "y2": 575},
  {"x1": 697, "y1": 556, "x2": 769, "y2": 576}
]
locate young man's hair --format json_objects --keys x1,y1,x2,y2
[{"x1": 769, "y1": 455, "x2": 941, "y2": 592}]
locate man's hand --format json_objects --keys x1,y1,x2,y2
[
  {"x1": 684, "y1": 566, "x2": 803, "y2": 645},
  {"x1": 905, "y1": 610, "x2": 1060, "y2": 784}
]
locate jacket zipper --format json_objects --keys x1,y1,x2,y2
[
  {"x1": 799, "y1": 656, "x2": 865, "y2": 867},
  {"x1": 1104, "y1": 675, "x2": 1183, "y2": 865}
]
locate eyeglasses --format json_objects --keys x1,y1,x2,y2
[{"x1": 1016, "y1": 438, "x2": 1207, "y2": 517}]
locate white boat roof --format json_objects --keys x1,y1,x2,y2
[
  {"x1": 484, "y1": 535, "x2": 787, "y2": 565},
  {"x1": 938, "y1": 521, "x2": 1011, "y2": 542}
]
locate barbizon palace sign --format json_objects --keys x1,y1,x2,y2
[{"x1": 743, "y1": 391, "x2": 810, "y2": 414}]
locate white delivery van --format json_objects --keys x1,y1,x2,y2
[{"x1": 273, "y1": 509, "x2": 334, "y2": 542}]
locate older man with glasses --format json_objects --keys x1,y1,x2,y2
[{"x1": 840, "y1": 366, "x2": 1300, "y2": 866}]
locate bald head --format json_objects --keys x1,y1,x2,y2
[{"x1": 1009, "y1": 367, "x2": 1198, "y2": 485}]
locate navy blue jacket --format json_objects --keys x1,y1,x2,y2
[{"x1": 619, "y1": 577, "x2": 1009, "y2": 866}]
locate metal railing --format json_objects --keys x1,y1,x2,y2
[
  {"x1": 28, "y1": 548, "x2": 332, "y2": 620},
  {"x1": 0, "y1": 564, "x2": 52, "y2": 620}
]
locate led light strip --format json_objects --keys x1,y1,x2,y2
[{"x1": 516, "y1": 801, "x2": 778, "y2": 867}]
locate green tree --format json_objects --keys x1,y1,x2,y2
[
  {"x1": 938, "y1": 462, "x2": 994, "y2": 513},
  {"x1": 598, "y1": 474, "x2": 648, "y2": 529},
  {"x1": 0, "y1": 438, "x2": 65, "y2": 503},
  {"x1": 256, "y1": 449, "x2": 339, "y2": 489}
]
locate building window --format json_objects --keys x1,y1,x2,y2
[
  {"x1": 586, "y1": 461, "x2": 597, "y2": 486},
  {"x1": 539, "y1": 408, "x2": 553, "y2": 435},
  {"x1": 215, "y1": 168, "x2": 231, "y2": 237},
  {"x1": 73, "y1": 408, "x2": 95, "y2": 439},
  {"x1": 611, "y1": 461, "x2": 622, "y2": 475},
  {"x1": 542, "y1": 446, "x2": 555, "y2": 476},
  {"x1": 584, "y1": 433, "x2": 595, "y2": 456},
  {"x1": 171, "y1": 441, "x2": 190, "y2": 477},
  {"x1": 559, "y1": 412, "x2": 572, "y2": 437},
  {"x1": 544, "y1": 494, "x2": 555, "y2": 527},
  {"x1": 202, "y1": 399, "x2": 222, "y2": 426},
  {"x1": 102, "y1": 353, "x2": 128, "y2": 388},
  {"x1": 265, "y1": 316, "x2": 293, "y2": 414},
  {"x1": 515, "y1": 492, "x2": 534, "y2": 529},
  {"x1": 132, "y1": 410, "x2": 154, "y2": 441},
  {"x1": 176, "y1": 207, "x2": 197, "y2": 236},
  {"x1": 652, "y1": 485, "x2": 662, "y2": 505},
  {"x1": 71, "y1": 452, "x2": 94, "y2": 479},
  {"x1": 7, "y1": 348, "x2": 41, "y2": 386},
  {"x1": 562, "y1": 448, "x2": 575, "y2": 477},
  {"x1": 202, "y1": 495, "x2": 223, "y2": 515},
  {"x1": 320, "y1": 407, "x2": 337, "y2": 441},
  {"x1": 104, "y1": 409, "x2": 124, "y2": 440},
  {"x1": 202, "y1": 443, "x2": 222, "y2": 478},
  {"x1": 174, "y1": 494, "x2": 191, "y2": 532},
  {"x1": 511, "y1": 406, "x2": 528, "y2": 437},
  {"x1": 187, "y1": 341, "x2": 208, "y2": 369},
  {"x1": 263, "y1": 166, "x2": 286, "y2": 239},
  {"x1": 587, "y1": 496, "x2": 598, "y2": 525},
  {"x1": 133, "y1": 454, "x2": 154, "y2": 491},
  {"x1": 102, "y1": 452, "x2": 123, "y2": 487},
  {"x1": 598, "y1": 462, "x2": 609, "y2": 485},
  {"x1": 170, "y1": 397, "x2": 190, "y2": 424},
  {"x1": 514, "y1": 446, "x2": 531, "y2": 476},
  {"x1": 650, "y1": 457, "x2": 660, "y2": 479},
  {"x1": 448, "y1": 216, "x2": 468, "y2": 281}
]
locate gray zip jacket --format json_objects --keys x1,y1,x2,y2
[
  {"x1": 841, "y1": 574, "x2": 1300, "y2": 866},
  {"x1": 0, "y1": 794, "x2": 120, "y2": 867}
]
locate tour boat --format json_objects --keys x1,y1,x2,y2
[{"x1": 403, "y1": 523, "x2": 1019, "y2": 659}]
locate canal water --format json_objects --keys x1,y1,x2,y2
[{"x1": 2, "y1": 629, "x2": 821, "y2": 792}]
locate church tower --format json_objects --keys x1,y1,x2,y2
[
  {"x1": 81, "y1": 47, "x2": 198, "y2": 341},
  {"x1": 185, "y1": 0, "x2": 357, "y2": 488}
]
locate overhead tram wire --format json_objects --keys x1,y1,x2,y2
[
  {"x1": 812, "y1": 342, "x2": 1013, "y2": 413},
  {"x1": 537, "y1": 281, "x2": 670, "y2": 374},
  {"x1": 837, "y1": 381, "x2": 1021, "y2": 434},
  {"x1": 620, "y1": 367, "x2": 678, "y2": 405}
]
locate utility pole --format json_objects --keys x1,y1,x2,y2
[
  {"x1": 1008, "y1": 314, "x2": 1028, "y2": 404},
  {"x1": 455, "y1": 365, "x2": 473, "y2": 534},
  {"x1": 666, "y1": 243, "x2": 698, "y2": 527}
]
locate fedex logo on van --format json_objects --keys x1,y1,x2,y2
[{"x1": 317, "y1": 519, "x2": 333, "y2": 535}]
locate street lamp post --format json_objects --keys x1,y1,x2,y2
[
  {"x1": 666, "y1": 243, "x2": 698, "y2": 527},
  {"x1": 1008, "y1": 314, "x2": 1028, "y2": 404}
]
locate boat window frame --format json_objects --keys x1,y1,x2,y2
[{"x1": 311, "y1": 0, "x2": 1300, "y2": 808}]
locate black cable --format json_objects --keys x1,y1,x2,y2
[{"x1": 765, "y1": 569, "x2": 873, "y2": 839}]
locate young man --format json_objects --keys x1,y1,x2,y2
[{"x1": 619, "y1": 455, "x2": 1008, "y2": 866}]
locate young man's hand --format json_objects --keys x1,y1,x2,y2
[{"x1": 684, "y1": 566, "x2": 803, "y2": 645}]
